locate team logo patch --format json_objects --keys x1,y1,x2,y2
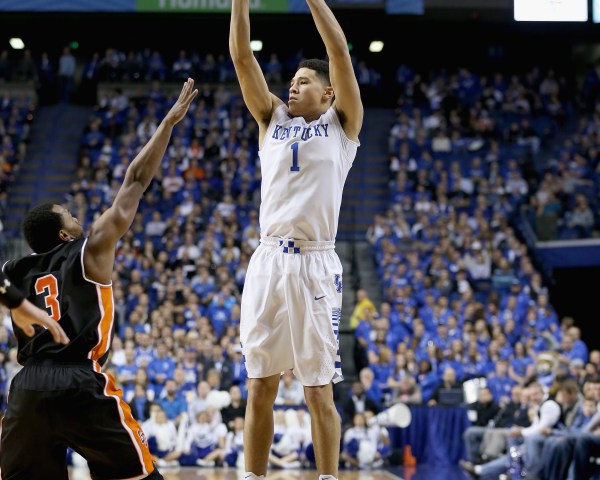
[
  {"x1": 0, "y1": 278, "x2": 11, "y2": 294},
  {"x1": 137, "y1": 429, "x2": 148, "y2": 446},
  {"x1": 334, "y1": 274, "x2": 343, "y2": 293}
]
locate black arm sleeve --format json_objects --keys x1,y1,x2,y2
[{"x1": 0, "y1": 272, "x2": 25, "y2": 309}]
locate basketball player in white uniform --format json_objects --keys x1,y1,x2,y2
[{"x1": 230, "y1": 0, "x2": 363, "y2": 479}]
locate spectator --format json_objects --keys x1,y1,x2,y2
[
  {"x1": 157, "y1": 379, "x2": 188, "y2": 427},
  {"x1": 390, "y1": 375, "x2": 422, "y2": 405},
  {"x1": 179, "y1": 409, "x2": 227, "y2": 467},
  {"x1": 563, "y1": 193, "x2": 594, "y2": 239},
  {"x1": 474, "y1": 384, "x2": 531, "y2": 464},
  {"x1": 486, "y1": 359, "x2": 516, "y2": 405},
  {"x1": 428, "y1": 366, "x2": 464, "y2": 407},
  {"x1": 538, "y1": 395, "x2": 597, "y2": 480},
  {"x1": 36, "y1": 52, "x2": 56, "y2": 105},
  {"x1": 221, "y1": 384, "x2": 247, "y2": 430},
  {"x1": 58, "y1": 46, "x2": 76, "y2": 103},
  {"x1": 275, "y1": 370, "x2": 305, "y2": 406},
  {"x1": 349, "y1": 288, "x2": 377, "y2": 330},
  {"x1": 148, "y1": 340, "x2": 176, "y2": 397},
  {"x1": 268, "y1": 410, "x2": 304, "y2": 470},
  {"x1": 341, "y1": 411, "x2": 389, "y2": 469},
  {"x1": 460, "y1": 381, "x2": 562, "y2": 479},
  {"x1": 222, "y1": 416, "x2": 245, "y2": 468},
  {"x1": 129, "y1": 383, "x2": 152, "y2": 422},
  {"x1": 142, "y1": 404, "x2": 180, "y2": 469},
  {"x1": 341, "y1": 381, "x2": 380, "y2": 426},
  {"x1": 13, "y1": 49, "x2": 37, "y2": 83},
  {"x1": 219, "y1": 344, "x2": 247, "y2": 391},
  {"x1": 359, "y1": 367, "x2": 384, "y2": 408},
  {"x1": 79, "y1": 52, "x2": 100, "y2": 105},
  {"x1": 188, "y1": 381, "x2": 212, "y2": 422},
  {"x1": 171, "y1": 50, "x2": 194, "y2": 82}
]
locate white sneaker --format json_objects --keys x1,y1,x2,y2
[
  {"x1": 282, "y1": 460, "x2": 302, "y2": 469},
  {"x1": 196, "y1": 459, "x2": 216, "y2": 467}
]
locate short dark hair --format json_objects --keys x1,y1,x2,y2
[
  {"x1": 298, "y1": 58, "x2": 331, "y2": 86},
  {"x1": 558, "y1": 378, "x2": 580, "y2": 394},
  {"x1": 23, "y1": 203, "x2": 64, "y2": 253}
]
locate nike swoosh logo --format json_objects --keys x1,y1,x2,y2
[{"x1": 314, "y1": 295, "x2": 326, "y2": 301}]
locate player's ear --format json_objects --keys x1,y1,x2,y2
[
  {"x1": 323, "y1": 86, "x2": 334, "y2": 101},
  {"x1": 58, "y1": 229, "x2": 74, "y2": 242}
]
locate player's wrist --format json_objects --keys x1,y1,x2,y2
[{"x1": 1, "y1": 280, "x2": 25, "y2": 309}]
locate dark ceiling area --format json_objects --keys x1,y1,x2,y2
[{"x1": 0, "y1": 10, "x2": 598, "y2": 81}]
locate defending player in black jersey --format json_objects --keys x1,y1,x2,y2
[{"x1": 0, "y1": 79, "x2": 197, "y2": 480}]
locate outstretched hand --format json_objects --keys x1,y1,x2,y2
[
  {"x1": 165, "y1": 78, "x2": 199, "y2": 126},
  {"x1": 11, "y1": 299, "x2": 69, "y2": 345}
]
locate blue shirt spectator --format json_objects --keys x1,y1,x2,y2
[{"x1": 157, "y1": 379, "x2": 188, "y2": 425}]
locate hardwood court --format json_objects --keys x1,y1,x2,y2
[{"x1": 68, "y1": 467, "x2": 404, "y2": 480}]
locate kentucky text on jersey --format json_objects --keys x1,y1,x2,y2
[{"x1": 271, "y1": 123, "x2": 330, "y2": 141}]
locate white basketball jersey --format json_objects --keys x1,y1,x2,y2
[{"x1": 258, "y1": 104, "x2": 359, "y2": 242}]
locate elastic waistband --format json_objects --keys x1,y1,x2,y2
[
  {"x1": 261, "y1": 236, "x2": 335, "y2": 253},
  {"x1": 25, "y1": 358, "x2": 95, "y2": 368}
]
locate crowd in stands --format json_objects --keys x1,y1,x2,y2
[
  {"x1": 386, "y1": 65, "x2": 600, "y2": 241},
  {"x1": 1, "y1": 47, "x2": 600, "y2": 473},
  {"x1": 5, "y1": 47, "x2": 598, "y2": 240},
  {"x1": 0, "y1": 46, "x2": 377, "y2": 106},
  {"x1": 355, "y1": 64, "x2": 600, "y2": 477},
  {"x1": 0, "y1": 92, "x2": 35, "y2": 257}
]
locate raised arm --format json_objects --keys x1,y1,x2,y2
[
  {"x1": 229, "y1": 0, "x2": 282, "y2": 133},
  {"x1": 306, "y1": 0, "x2": 363, "y2": 141},
  {"x1": 84, "y1": 78, "x2": 198, "y2": 284}
]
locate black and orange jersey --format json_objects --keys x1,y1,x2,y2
[{"x1": 3, "y1": 237, "x2": 114, "y2": 366}]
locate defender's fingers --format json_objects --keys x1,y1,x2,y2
[{"x1": 43, "y1": 320, "x2": 70, "y2": 345}]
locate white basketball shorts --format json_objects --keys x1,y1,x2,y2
[{"x1": 240, "y1": 236, "x2": 344, "y2": 386}]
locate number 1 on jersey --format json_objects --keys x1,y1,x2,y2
[
  {"x1": 290, "y1": 142, "x2": 300, "y2": 172},
  {"x1": 35, "y1": 274, "x2": 61, "y2": 321}
]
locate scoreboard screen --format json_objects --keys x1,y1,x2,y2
[{"x1": 514, "y1": 0, "x2": 587, "y2": 21}]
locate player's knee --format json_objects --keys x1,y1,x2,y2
[
  {"x1": 247, "y1": 377, "x2": 279, "y2": 405},
  {"x1": 304, "y1": 386, "x2": 335, "y2": 414}
]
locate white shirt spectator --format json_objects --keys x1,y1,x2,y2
[
  {"x1": 184, "y1": 420, "x2": 227, "y2": 451},
  {"x1": 142, "y1": 415, "x2": 178, "y2": 452},
  {"x1": 521, "y1": 396, "x2": 561, "y2": 437},
  {"x1": 506, "y1": 173, "x2": 529, "y2": 196},
  {"x1": 275, "y1": 371, "x2": 305, "y2": 405},
  {"x1": 145, "y1": 214, "x2": 167, "y2": 237},
  {"x1": 224, "y1": 429, "x2": 244, "y2": 455},
  {"x1": 463, "y1": 247, "x2": 491, "y2": 280},
  {"x1": 343, "y1": 425, "x2": 369, "y2": 447},
  {"x1": 272, "y1": 423, "x2": 304, "y2": 456},
  {"x1": 432, "y1": 132, "x2": 452, "y2": 152}
]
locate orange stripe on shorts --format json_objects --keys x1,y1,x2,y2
[{"x1": 99, "y1": 367, "x2": 155, "y2": 476}]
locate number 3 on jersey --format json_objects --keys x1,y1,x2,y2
[
  {"x1": 290, "y1": 142, "x2": 300, "y2": 172},
  {"x1": 35, "y1": 274, "x2": 61, "y2": 321}
]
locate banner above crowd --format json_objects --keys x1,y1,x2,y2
[{"x1": 0, "y1": 0, "x2": 423, "y2": 14}]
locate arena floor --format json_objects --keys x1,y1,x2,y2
[
  {"x1": 68, "y1": 465, "x2": 471, "y2": 480},
  {"x1": 68, "y1": 467, "x2": 403, "y2": 480}
]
